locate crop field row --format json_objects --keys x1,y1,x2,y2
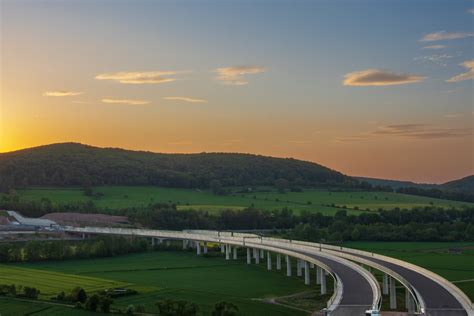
[
  {"x1": 0, "y1": 265, "x2": 130, "y2": 298},
  {"x1": 15, "y1": 186, "x2": 473, "y2": 215},
  {"x1": 1, "y1": 251, "x2": 321, "y2": 315}
]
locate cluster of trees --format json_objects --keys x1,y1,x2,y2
[
  {"x1": 0, "y1": 284, "x2": 40, "y2": 299},
  {"x1": 57, "y1": 286, "x2": 113, "y2": 313},
  {"x1": 128, "y1": 204, "x2": 474, "y2": 242},
  {"x1": 0, "y1": 191, "x2": 98, "y2": 218},
  {"x1": 0, "y1": 143, "x2": 360, "y2": 192},
  {"x1": 397, "y1": 187, "x2": 474, "y2": 203},
  {"x1": 150, "y1": 299, "x2": 238, "y2": 316},
  {"x1": 0, "y1": 236, "x2": 149, "y2": 263}
]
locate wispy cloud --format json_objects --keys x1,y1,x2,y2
[
  {"x1": 423, "y1": 45, "x2": 446, "y2": 50},
  {"x1": 101, "y1": 98, "x2": 150, "y2": 105},
  {"x1": 414, "y1": 54, "x2": 453, "y2": 67},
  {"x1": 95, "y1": 71, "x2": 182, "y2": 84},
  {"x1": 372, "y1": 124, "x2": 472, "y2": 139},
  {"x1": 43, "y1": 91, "x2": 83, "y2": 97},
  {"x1": 215, "y1": 65, "x2": 265, "y2": 85},
  {"x1": 420, "y1": 31, "x2": 474, "y2": 42},
  {"x1": 163, "y1": 96, "x2": 207, "y2": 103},
  {"x1": 444, "y1": 113, "x2": 462, "y2": 118},
  {"x1": 468, "y1": 9, "x2": 474, "y2": 14},
  {"x1": 337, "y1": 124, "x2": 472, "y2": 142},
  {"x1": 447, "y1": 60, "x2": 474, "y2": 82},
  {"x1": 343, "y1": 69, "x2": 425, "y2": 86}
]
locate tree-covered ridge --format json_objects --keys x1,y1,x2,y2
[{"x1": 0, "y1": 143, "x2": 357, "y2": 190}]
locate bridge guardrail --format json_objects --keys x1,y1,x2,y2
[{"x1": 263, "y1": 236, "x2": 473, "y2": 314}]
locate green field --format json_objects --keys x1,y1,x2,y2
[
  {"x1": 343, "y1": 241, "x2": 474, "y2": 300},
  {"x1": 1, "y1": 250, "x2": 329, "y2": 315},
  {"x1": 15, "y1": 186, "x2": 473, "y2": 215}
]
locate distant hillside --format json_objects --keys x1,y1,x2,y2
[
  {"x1": 358, "y1": 175, "x2": 474, "y2": 193},
  {"x1": 0, "y1": 143, "x2": 357, "y2": 190},
  {"x1": 441, "y1": 175, "x2": 474, "y2": 192},
  {"x1": 356, "y1": 177, "x2": 436, "y2": 190}
]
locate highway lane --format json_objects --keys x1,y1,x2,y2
[
  {"x1": 339, "y1": 250, "x2": 468, "y2": 316},
  {"x1": 267, "y1": 243, "x2": 376, "y2": 315}
]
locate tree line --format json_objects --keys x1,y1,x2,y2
[
  {"x1": 0, "y1": 236, "x2": 149, "y2": 263},
  {"x1": 0, "y1": 143, "x2": 359, "y2": 191}
]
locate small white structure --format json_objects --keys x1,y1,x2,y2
[{"x1": 6, "y1": 211, "x2": 56, "y2": 228}]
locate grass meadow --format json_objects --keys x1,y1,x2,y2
[
  {"x1": 15, "y1": 186, "x2": 473, "y2": 216},
  {"x1": 1, "y1": 250, "x2": 327, "y2": 315}
]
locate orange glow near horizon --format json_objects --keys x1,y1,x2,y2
[{"x1": 1, "y1": 1, "x2": 473, "y2": 184}]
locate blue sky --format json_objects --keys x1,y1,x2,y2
[{"x1": 1, "y1": 0, "x2": 473, "y2": 182}]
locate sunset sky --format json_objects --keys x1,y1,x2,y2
[{"x1": 1, "y1": 0, "x2": 473, "y2": 183}]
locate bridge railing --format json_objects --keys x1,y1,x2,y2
[{"x1": 262, "y1": 236, "x2": 474, "y2": 314}]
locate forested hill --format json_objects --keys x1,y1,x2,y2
[
  {"x1": 441, "y1": 175, "x2": 474, "y2": 192},
  {"x1": 0, "y1": 143, "x2": 358, "y2": 190}
]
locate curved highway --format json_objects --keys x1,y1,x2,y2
[
  {"x1": 63, "y1": 226, "x2": 380, "y2": 315},
  {"x1": 264, "y1": 238, "x2": 473, "y2": 316}
]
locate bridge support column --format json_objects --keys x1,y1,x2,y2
[
  {"x1": 82, "y1": 233, "x2": 86, "y2": 239},
  {"x1": 383, "y1": 273, "x2": 389, "y2": 295},
  {"x1": 276, "y1": 254, "x2": 281, "y2": 270},
  {"x1": 151, "y1": 238, "x2": 156, "y2": 247},
  {"x1": 316, "y1": 266, "x2": 321, "y2": 284},
  {"x1": 320, "y1": 269, "x2": 327, "y2": 295},
  {"x1": 304, "y1": 261, "x2": 310, "y2": 285},
  {"x1": 286, "y1": 255, "x2": 292, "y2": 276},
  {"x1": 247, "y1": 248, "x2": 251, "y2": 264},
  {"x1": 233, "y1": 247, "x2": 237, "y2": 260},
  {"x1": 255, "y1": 249, "x2": 260, "y2": 264},
  {"x1": 406, "y1": 288, "x2": 415, "y2": 314},
  {"x1": 165, "y1": 240, "x2": 170, "y2": 247},
  {"x1": 182, "y1": 240, "x2": 187, "y2": 250},
  {"x1": 225, "y1": 245, "x2": 230, "y2": 260},
  {"x1": 260, "y1": 249, "x2": 264, "y2": 259},
  {"x1": 221, "y1": 244, "x2": 225, "y2": 253},
  {"x1": 203, "y1": 242, "x2": 208, "y2": 254},
  {"x1": 297, "y1": 259, "x2": 302, "y2": 277},
  {"x1": 196, "y1": 242, "x2": 201, "y2": 255},
  {"x1": 389, "y1": 276, "x2": 397, "y2": 310},
  {"x1": 267, "y1": 251, "x2": 272, "y2": 270},
  {"x1": 310, "y1": 263, "x2": 314, "y2": 268}
]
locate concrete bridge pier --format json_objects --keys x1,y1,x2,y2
[
  {"x1": 233, "y1": 246, "x2": 237, "y2": 260},
  {"x1": 406, "y1": 288, "x2": 415, "y2": 314},
  {"x1": 389, "y1": 276, "x2": 397, "y2": 310},
  {"x1": 276, "y1": 254, "x2": 281, "y2": 270},
  {"x1": 196, "y1": 241, "x2": 201, "y2": 255},
  {"x1": 247, "y1": 248, "x2": 251, "y2": 264},
  {"x1": 310, "y1": 263, "x2": 314, "y2": 268},
  {"x1": 286, "y1": 255, "x2": 292, "y2": 276},
  {"x1": 304, "y1": 261, "x2": 310, "y2": 285},
  {"x1": 260, "y1": 249, "x2": 264, "y2": 259},
  {"x1": 297, "y1": 259, "x2": 302, "y2": 277},
  {"x1": 203, "y1": 242, "x2": 208, "y2": 254},
  {"x1": 316, "y1": 266, "x2": 322, "y2": 285},
  {"x1": 267, "y1": 251, "x2": 272, "y2": 270},
  {"x1": 320, "y1": 269, "x2": 327, "y2": 295},
  {"x1": 182, "y1": 239, "x2": 187, "y2": 250},
  {"x1": 225, "y1": 244, "x2": 230, "y2": 260},
  {"x1": 221, "y1": 244, "x2": 225, "y2": 253},
  {"x1": 383, "y1": 273, "x2": 389, "y2": 295}
]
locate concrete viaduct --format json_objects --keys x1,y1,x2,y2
[{"x1": 65, "y1": 226, "x2": 473, "y2": 316}]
